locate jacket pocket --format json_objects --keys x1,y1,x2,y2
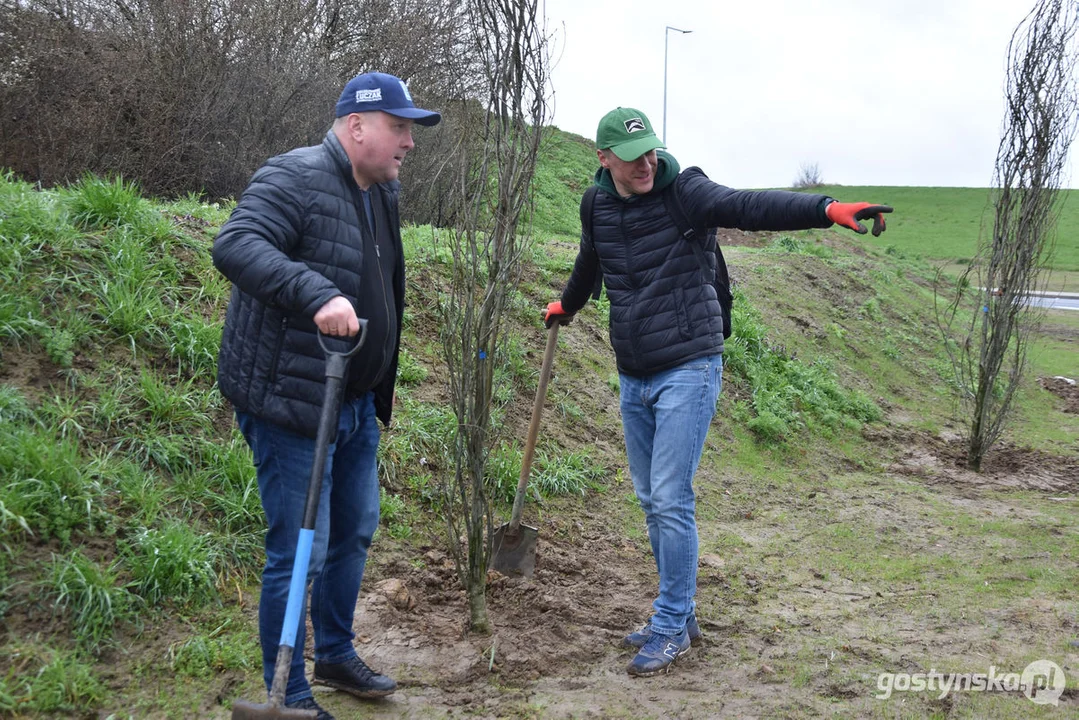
[
  {"x1": 672, "y1": 287, "x2": 692, "y2": 341},
  {"x1": 268, "y1": 317, "x2": 288, "y2": 385}
]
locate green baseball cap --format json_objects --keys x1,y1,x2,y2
[{"x1": 596, "y1": 107, "x2": 666, "y2": 161}]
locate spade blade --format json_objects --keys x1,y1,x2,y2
[{"x1": 490, "y1": 523, "x2": 539, "y2": 578}]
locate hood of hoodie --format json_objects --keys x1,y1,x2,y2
[{"x1": 594, "y1": 150, "x2": 680, "y2": 201}]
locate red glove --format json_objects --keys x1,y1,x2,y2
[
  {"x1": 826, "y1": 202, "x2": 893, "y2": 237},
  {"x1": 543, "y1": 300, "x2": 572, "y2": 328}
]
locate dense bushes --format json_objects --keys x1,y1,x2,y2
[{"x1": 0, "y1": 0, "x2": 473, "y2": 223}]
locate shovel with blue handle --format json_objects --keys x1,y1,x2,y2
[{"x1": 232, "y1": 321, "x2": 368, "y2": 720}]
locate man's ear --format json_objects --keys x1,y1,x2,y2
[
  {"x1": 597, "y1": 149, "x2": 611, "y2": 169},
  {"x1": 348, "y1": 112, "x2": 366, "y2": 141}
]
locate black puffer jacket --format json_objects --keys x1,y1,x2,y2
[
  {"x1": 562, "y1": 164, "x2": 832, "y2": 376},
  {"x1": 213, "y1": 130, "x2": 405, "y2": 437}
]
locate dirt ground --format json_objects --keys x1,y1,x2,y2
[
  {"x1": 1040, "y1": 376, "x2": 1079, "y2": 415},
  {"x1": 195, "y1": 415, "x2": 1079, "y2": 720}
]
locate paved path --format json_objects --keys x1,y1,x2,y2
[
  {"x1": 982, "y1": 290, "x2": 1079, "y2": 311},
  {"x1": 1028, "y1": 296, "x2": 1079, "y2": 311},
  {"x1": 1027, "y1": 290, "x2": 1079, "y2": 311}
]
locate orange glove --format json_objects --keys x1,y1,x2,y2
[
  {"x1": 543, "y1": 300, "x2": 572, "y2": 328},
  {"x1": 825, "y1": 202, "x2": 893, "y2": 236}
]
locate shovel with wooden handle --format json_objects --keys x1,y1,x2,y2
[{"x1": 491, "y1": 321, "x2": 561, "y2": 578}]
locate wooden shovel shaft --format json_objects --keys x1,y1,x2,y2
[{"x1": 508, "y1": 322, "x2": 560, "y2": 532}]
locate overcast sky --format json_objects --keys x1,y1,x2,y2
[{"x1": 540, "y1": 0, "x2": 1055, "y2": 189}]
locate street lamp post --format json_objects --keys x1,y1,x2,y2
[{"x1": 663, "y1": 25, "x2": 692, "y2": 145}]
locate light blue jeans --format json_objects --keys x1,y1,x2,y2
[
  {"x1": 619, "y1": 354, "x2": 722, "y2": 637},
  {"x1": 235, "y1": 392, "x2": 381, "y2": 704}
]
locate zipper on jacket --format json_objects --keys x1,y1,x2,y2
[
  {"x1": 620, "y1": 203, "x2": 644, "y2": 371},
  {"x1": 268, "y1": 317, "x2": 287, "y2": 384},
  {"x1": 371, "y1": 209, "x2": 395, "y2": 384},
  {"x1": 349, "y1": 183, "x2": 396, "y2": 390}
]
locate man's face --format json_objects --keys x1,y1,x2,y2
[
  {"x1": 348, "y1": 111, "x2": 416, "y2": 188},
  {"x1": 598, "y1": 148, "x2": 658, "y2": 197}
]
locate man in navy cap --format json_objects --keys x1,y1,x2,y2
[{"x1": 213, "y1": 72, "x2": 440, "y2": 719}]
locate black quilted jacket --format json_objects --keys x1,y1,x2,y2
[
  {"x1": 213, "y1": 130, "x2": 405, "y2": 437},
  {"x1": 562, "y1": 165, "x2": 832, "y2": 376}
]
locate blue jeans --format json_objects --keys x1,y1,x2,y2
[
  {"x1": 236, "y1": 392, "x2": 381, "y2": 704},
  {"x1": 619, "y1": 354, "x2": 722, "y2": 637}
]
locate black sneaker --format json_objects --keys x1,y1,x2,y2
[
  {"x1": 313, "y1": 656, "x2": 397, "y2": 698},
  {"x1": 284, "y1": 696, "x2": 335, "y2": 720}
]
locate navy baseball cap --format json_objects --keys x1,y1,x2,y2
[{"x1": 335, "y1": 72, "x2": 441, "y2": 126}]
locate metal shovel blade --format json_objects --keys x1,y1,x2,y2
[
  {"x1": 231, "y1": 699, "x2": 316, "y2": 719},
  {"x1": 490, "y1": 522, "x2": 539, "y2": 578}
]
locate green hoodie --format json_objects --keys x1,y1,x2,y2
[{"x1": 594, "y1": 150, "x2": 681, "y2": 201}]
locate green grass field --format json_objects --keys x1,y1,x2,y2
[{"x1": 532, "y1": 140, "x2": 1079, "y2": 290}]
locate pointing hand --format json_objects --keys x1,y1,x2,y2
[{"x1": 826, "y1": 202, "x2": 893, "y2": 236}]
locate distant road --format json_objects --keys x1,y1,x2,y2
[
  {"x1": 1028, "y1": 295, "x2": 1079, "y2": 311},
  {"x1": 1022, "y1": 291, "x2": 1079, "y2": 310},
  {"x1": 982, "y1": 289, "x2": 1079, "y2": 311}
]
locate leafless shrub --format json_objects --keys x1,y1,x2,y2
[
  {"x1": 436, "y1": 0, "x2": 551, "y2": 632},
  {"x1": 937, "y1": 0, "x2": 1079, "y2": 471},
  {"x1": 0, "y1": 0, "x2": 471, "y2": 211},
  {"x1": 792, "y1": 161, "x2": 823, "y2": 189}
]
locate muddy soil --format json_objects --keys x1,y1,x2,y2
[
  {"x1": 195, "y1": 421, "x2": 1079, "y2": 720},
  {"x1": 888, "y1": 429, "x2": 1079, "y2": 493},
  {"x1": 1040, "y1": 376, "x2": 1079, "y2": 414}
]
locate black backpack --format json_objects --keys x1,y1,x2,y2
[{"x1": 579, "y1": 184, "x2": 734, "y2": 339}]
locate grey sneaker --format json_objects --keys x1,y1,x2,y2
[
  {"x1": 623, "y1": 614, "x2": 701, "y2": 649},
  {"x1": 626, "y1": 627, "x2": 691, "y2": 677},
  {"x1": 313, "y1": 656, "x2": 397, "y2": 698}
]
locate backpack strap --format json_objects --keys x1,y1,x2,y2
[
  {"x1": 662, "y1": 184, "x2": 709, "y2": 277},
  {"x1": 580, "y1": 185, "x2": 599, "y2": 252},
  {"x1": 662, "y1": 184, "x2": 731, "y2": 282},
  {"x1": 580, "y1": 185, "x2": 603, "y2": 300},
  {"x1": 662, "y1": 182, "x2": 735, "y2": 339}
]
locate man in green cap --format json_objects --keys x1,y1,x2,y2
[{"x1": 544, "y1": 107, "x2": 892, "y2": 677}]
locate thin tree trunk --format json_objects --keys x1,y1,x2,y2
[
  {"x1": 936, "y1": 0, "x2": 1078, "y2": 471},
  {"x1": 435, "y1": 0, "x2": 550, "y2": 633}
]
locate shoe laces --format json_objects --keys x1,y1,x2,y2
[
  {"x1": 641, "y1": 629, "x2": 685, "y2": 657},
  {"x1": 345, "y1": 656, "x2": 378, "y2": 681},
  {"x1": 288, "y1": 697, "x2": 331, "y2": 720}
]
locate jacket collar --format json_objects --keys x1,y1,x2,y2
[{"x1": 323, "y1": 130, "x2": 355, "y2": 182}]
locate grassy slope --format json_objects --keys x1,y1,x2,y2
[
  {"x1": 0, "y1": 133, "x2": 1077, "y2": 717},
  {"x1": 528, "y1": 127, "x2": 598, "y2": 237}
]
